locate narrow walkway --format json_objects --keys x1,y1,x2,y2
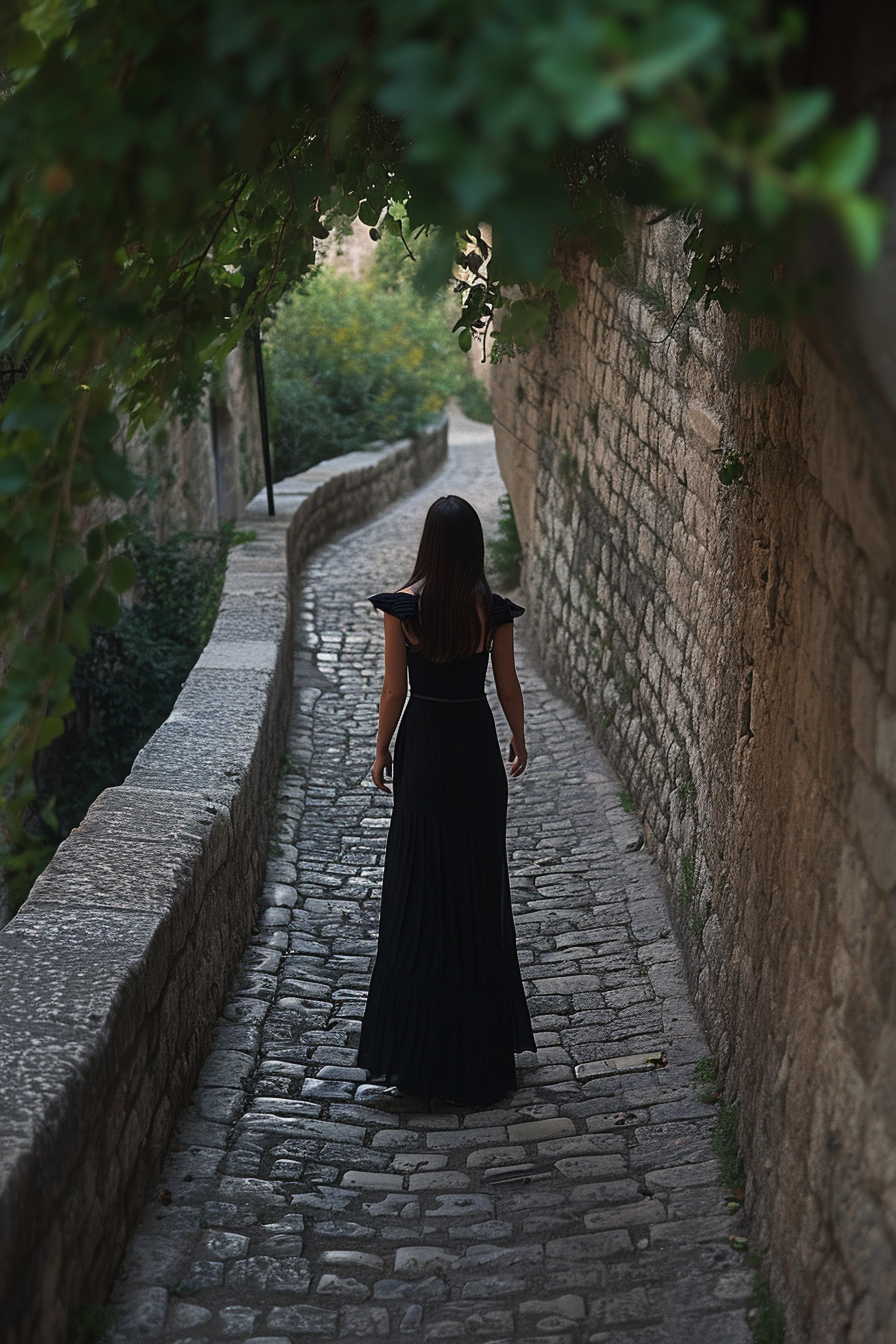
[{"x1": 109, "y1": 416, "x2": 751, "y2": 1343}]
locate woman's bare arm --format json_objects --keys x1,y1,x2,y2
[
  {"x1": 372, "y1": 613, "x2": 408, "y2": 792},
  {"x1": 491, "y1": 621, "x2": 527, "y2": 777}
]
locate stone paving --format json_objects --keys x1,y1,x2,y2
[{"x1": 108, "y1": 415, "x2": 752, "y2": 1343}]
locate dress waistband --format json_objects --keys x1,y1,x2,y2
[{"x1": 409, "y1": 694, "x2": 487, "y2": 704}]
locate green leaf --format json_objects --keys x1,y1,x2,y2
[
  {"x1": 0, "y1": 535, "x2": 24, "y2": 590},
  {"x1": 732, "y1": 348, "x2": 784, "y2": 384},
  {"x1": 620, "y1": 12, "x2": 724, "y2": 96},
  {"x1": 2, "y1": 388, "x2": 67, "y2": 439},
  {"x1": 751, "y1": 172, "x2": 789, "y2": 225},
  {"x1": 85, "y1": 527, "x2": 104, "y2": 563},
  {"x1": 0, "y1": 454, "x2": 30, "y2": 494},
  {"x1": 5, "y1": 29, "x2": 44, "y2": 71},
  {"x1": 0, "y1": 0, "x2": 885, "y2": 905},
  {"x1": 39, "y1": 796, "x2": 59, "y2": 831},
  {"x1": 53, "y1": 542, "x2": 85, "y2": 576},
  {"x1": 565, "y1": 85, "x2": 624, "y2": 139},
  {"x1": 81, "y1": 412, "x2": 121, "y2": 451},
  {"x1": 93, "y1": 447, "x2": 136, "y2": 499},
  {"x1": 45, "y1": 642, "x2": 76, "y2": 678},
  {"x1": 90, "y1": 587, "x2": 121, "y2": 628},
  {"x1": 834, "y1": 195, "x2": 888, "y2": 269},
  {"x1": 0, "y1": 692, "x2": 28, "y2": 739},
  {"x1": 106, "y1": 555, "x2": 137, "y2": 593},
  {"x1": 20, "y1": 531, "x2": 53, "y2": 565},
  {"x1": 105, "y1": 518, "x2": 133, "y2": 547},
  {"x1": 36, "y1": 715, "x2": 65, "y2": 750},
  {"x1": 718, "y1": 458, "x2": 743, "y2": 486},
  {"x1": 141, "y1": 166, "x2": 175, "y2": 202},
  {"x1": 61, "y1": 608, "x2": 91, "y2": 651},
  {"x1": 814, "y1": 118, "x2": 880, "y2": 195},
  {"x1": 766, "y1": 90, "x2": 832, "y2": 149}
]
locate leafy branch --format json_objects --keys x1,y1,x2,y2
[{"x1": 0, "y1": 0, "x2": 886, "y2": 902}]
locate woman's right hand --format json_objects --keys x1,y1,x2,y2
[
  {"x1": 508, "y1": 736, "x2": 528, "y2": 778},
  {"x1": 372, "y1": 748, "x2": 393, "y2": 793}
]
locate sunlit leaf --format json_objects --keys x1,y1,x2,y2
[{"x1": 834, "y1": 195, "x2": 888, "y2": 269}]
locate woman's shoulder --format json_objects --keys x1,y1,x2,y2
[
  {"x1": 369, "y1": 590, "x2": 420, "y2": 619},
  {"x1": 491, "y1": 592, "x2": 525, "y2": 625}
]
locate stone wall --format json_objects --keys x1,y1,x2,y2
[
  {"x1": 123, "y1": 339, "x2": 266, "y2": 541},
  {"x1": 492, "y1": 220, "x2": 896, "y2": 1342},
  {"x1": 0, "y1": 342, "x2": 267, "y2": 927},
  {"x1": 0, "y1": 421, "x2": 447, "y2": 1344}
]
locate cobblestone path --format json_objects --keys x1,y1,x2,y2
[{"x1": 109, "y1": 416, "x2": 751, "y2": 1344}]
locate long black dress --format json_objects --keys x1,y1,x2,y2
[{"x1": 357, "y1": 591, "x2": 535, "y2": 1106}]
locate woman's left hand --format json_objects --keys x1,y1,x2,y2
[
  {"x1": 372, "y1": 748, "x2": 393, "y2": 793},
  {"x1": 508, "y1": 736, "x2": 528, "y2": 778}
]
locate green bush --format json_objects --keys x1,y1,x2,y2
[
  {"x1": 456, "y1": 376, "x2": 493, "y2": 424},
  {"x1": 265, "y1": 238, "x2": 489, "y2": 477},
  {"x1": 37, "y1": 521, "x2": 247, "y2": 841}
]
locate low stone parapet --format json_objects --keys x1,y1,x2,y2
[{"x1": 0, "y1": 419, "x2": 447, "y2": 1344}]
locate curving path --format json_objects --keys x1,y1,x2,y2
[{"x1": 108, "y1": 414, "x2": 751, "y2": 1344}]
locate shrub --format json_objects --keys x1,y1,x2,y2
[
  {"x1": 36, "y1": 521, "x2": 248, "y2": 842},
  {"x1": 265, "y1": 238, "x2": 490, "y2": 476},
  {"x1": 456, "y1": 375, "x2": 493, "y2": 424}
]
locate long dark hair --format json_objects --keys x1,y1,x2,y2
[{"x1": 405, "y1": 496, "x2": 492, "y2": 662}]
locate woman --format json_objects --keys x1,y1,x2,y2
[{"x1": 358, "y1": 494, "x2": 535, "y2": 1107}]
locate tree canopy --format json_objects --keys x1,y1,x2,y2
[{"x1": 0, "y1": 0, "x2": 885, "y2": 895}]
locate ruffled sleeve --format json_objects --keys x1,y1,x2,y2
[
  {"x1": 369, "y1": 591, "x2": 420, "y2": 621},
  {"x1": 492, "y1": 593, "x2": 525, "y2": 626}
]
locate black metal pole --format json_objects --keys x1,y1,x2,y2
[{"x1": 252, "y1": 324, "x2": 275, "y2": 517}]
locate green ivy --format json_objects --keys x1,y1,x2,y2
[{"x1": 0, "y1": 0, "x2": 886, "y2": 894}]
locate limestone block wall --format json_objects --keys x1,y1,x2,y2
[
  {"x1": 0, "y1": 421, "x2": 446, "y2": 1344},
  {"x1": 492, "y1": 223, "x2": 896, "y2": 1342},
  {"x1": 123, "y1": 339, "x2": 265, "y2": 541}
]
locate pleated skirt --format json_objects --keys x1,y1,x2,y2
[{"x1": 358, "y1": 697, "x2": 534, "y2": 1105}]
